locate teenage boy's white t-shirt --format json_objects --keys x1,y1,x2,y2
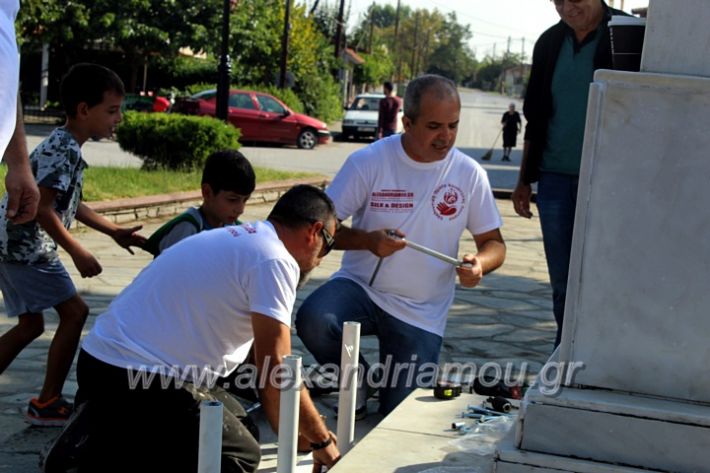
[
  {"x1": 82, "y1": 221, "x2": 299, "y2": 379},
  {"x1": 327, "y1": 134, "x2": 502, "y2": 336}
]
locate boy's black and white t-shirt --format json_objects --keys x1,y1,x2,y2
[{"x1": 0, "y1": 127, "x2": 87, "y2": 264}]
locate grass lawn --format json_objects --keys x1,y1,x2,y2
[{"x1": 0, "y1": 165, "x2": 318, "y2": 202}]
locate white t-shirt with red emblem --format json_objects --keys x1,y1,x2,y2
[{"x1": 327, "y1": 134, "x2": 502, "y2": 336}]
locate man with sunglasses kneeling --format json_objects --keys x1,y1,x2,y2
[{"x1": 44, "y1": 185, "x2": 340, "y2": 473}]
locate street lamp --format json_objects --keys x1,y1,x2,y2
[{"x1": 216, "y1": 0, "x2": 235, "y2": 122}]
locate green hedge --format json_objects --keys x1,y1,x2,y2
[{"x1": 116, "y1": 112, "x2": 240, "y2": 171}]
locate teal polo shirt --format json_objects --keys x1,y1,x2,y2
[{"x1": 541, "y1": 30, "x2": 600, "y2": 176}]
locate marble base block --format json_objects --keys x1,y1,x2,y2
[
  {"x1": 496, "y1": 428, "x2": 663, "y2": 473},
  {"x1": 511, "y1": 383, "x2": 710, "y2": 472}
]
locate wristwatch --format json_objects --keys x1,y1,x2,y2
[{"x1": 310, "y1": 436, "x2": 333, "y2": 451}]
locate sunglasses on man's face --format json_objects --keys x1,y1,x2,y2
[{"x1": 320, "y1": 225, "x2": 336, "y2": 257}]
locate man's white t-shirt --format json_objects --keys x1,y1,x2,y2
[
  {"x1": 327, "y1": 134, "x2": 502, "y2": 336},
  {"x1": 0, "y1": 0, "x2": 20, "y2": 157},
  {"x1": 82, "y1": 221, "x2": 299, "y2": 380}
]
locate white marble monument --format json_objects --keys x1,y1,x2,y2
[{"x1": 496, "y1": 1, "x2": 710, "y2": 472}]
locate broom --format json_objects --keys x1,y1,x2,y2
[{"x1": 481, "y1": 129, "x2": 503, "y2": 161}]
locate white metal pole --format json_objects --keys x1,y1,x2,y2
[
  {"x1": 336, "y1": 321, "x2": 361, "y2": 455},
  {"x1": 277, "y1": 355, "x2": 302, "y2": 473},
  {"x1": 198, "y1": 400, "x2": 223, "y2": 473}
]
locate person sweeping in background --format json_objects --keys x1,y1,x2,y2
[{"x1": 501, "y1": 103, "x2": 522, "y2": 162}]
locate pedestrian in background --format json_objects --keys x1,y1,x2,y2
[
  {"x1": 511, "y1": 0, "x2": 627, "y2": 347},
  {"x1": 500, "y1": 103, "x2": 522, "y2": 161},
  {"x1": 377, "y1": 81, "x2": 401, "y2": 139}
]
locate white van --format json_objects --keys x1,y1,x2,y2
[{"x1": 341, "y1": 93, "x2": 403, "y2": 140}]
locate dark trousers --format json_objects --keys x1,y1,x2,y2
[
  {"x1": 76, "y1": 350, "x2": 260, "y2": 473},
  {"x1": 536, "y1": 172, "x2": 579, "y2": 347}
]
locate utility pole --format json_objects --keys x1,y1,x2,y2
[
  {"x1": 507, "y1": 36, "x2": 511, "y2": 55},
  {"x1": 368, "y1": 2, "x2": 375, "y2": 53},
  {"x1": 334, "y1": 0, "x2": 345, "y2": 59},
  {"x1": 279, "y1": 0, "x2": 292, "y2": 88},
  {"x1": 216, "y1": 0, "x2": 232, "y2": 122},
  {"x1": 393, "y1": 0, "x2": 401, "y2": 81},
  {"x1": 410, "y1": 11, "x2": 420, "y2": 80},
  {"x1": 521, "y1": 37, "x2": 526, "y2": 62},
  {"x1": 492, "y1": 43, "x2": 497, "y2": 59}
]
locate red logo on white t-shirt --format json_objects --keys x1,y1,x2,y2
[{"x1": 431, "y1": 184, "x2": 465, "y2": 220}]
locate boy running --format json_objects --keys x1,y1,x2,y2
[{"x1": 0, "y1": 63, "x2": 145, "y2": 426}]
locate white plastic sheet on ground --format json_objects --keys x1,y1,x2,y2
[{"x1": 448, "y1": 415, "x2": 515, "y2": 456}]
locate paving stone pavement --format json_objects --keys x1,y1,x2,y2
[{"x1": 0, "y1": 198, "x2": 554, "y2": 472}]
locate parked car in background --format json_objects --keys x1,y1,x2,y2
[
  {"x1": 172, "y1": 89, "x2": 330, "y2": 149},
  {"x1": 341, "y1": 93, "x2": 403, "y2": 141},
  {"x1": 122, "y1": 93, "x2": 171, "y2": 113}
]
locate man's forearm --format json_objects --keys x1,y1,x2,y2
[
  {"x1": 517, "y1": 140, "x2": 531, "y2": 185},
  {"x1": 333, "y1": 224, "x2": 372, "y2": 251},
  {"x1": 258, "y1": 360, "x2": 329, "y2": 443},
  {"x1": 476, "y1": 239, "x2": 506, "y2": 275}
]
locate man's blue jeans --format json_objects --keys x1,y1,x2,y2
[
  {"x1": 296, "y1": 278, "x2": 443, "y2": 415},
  {"x1": 536, "y1": 172, "x2": 579, "y2": 347}
]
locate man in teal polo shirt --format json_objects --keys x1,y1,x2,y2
[{"x1": 512, "y1": 0, "x2": 627, "y2": 347}]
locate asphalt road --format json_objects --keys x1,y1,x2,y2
[{"x1": 24, "y1": 88, "x2": 526, "y2": 191}]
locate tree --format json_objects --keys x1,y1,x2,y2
[
  {"x1": 347, "y1": 4, "x2": 477, "y2": 85},
  {"x1": 16, "y1": 0, "x2": 225, "y2": 91},
  {"x1": 16, "y1": 0, "x2": 344, "y2": 121},
  {"x1": 474, "y1": 52, "x2": 524, "y2": 91},
  {"x1": 356, "y1": 44, "x2": 394, "y2": 88},
  {"x1": 425, "y1": 12, "x2": 476, "y2": 84}
]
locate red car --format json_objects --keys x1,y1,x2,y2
[{"x1": 173, "y1": 89, "x2": 330, "y2": 149}]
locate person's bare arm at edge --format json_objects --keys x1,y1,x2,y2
[
  {"x1": 3, "y1": 100, "x2": 39, "y2": 224},
  {"x1": 251, "y1": 313, "x2": 340, "y2": 470},
  {"x1": 75, "y1": 203, "x2": 146, "y2": 254},
  {"x1": 333, "y1": 224, "x2": 406, "y2": 257},
  {"x1": 511, "y1": 140, "x2": 534, "y2": 218},
  {"x1": 456, "y1": 228, "x2": 506, "y2": 288}
]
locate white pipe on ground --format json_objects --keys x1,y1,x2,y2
[
  {"x1": 337, "y1": 321, "x2": 361, "y2": 455},
  {"x1": 277, "y1": 355, "x2": 302, "y2": 473},
  {"x1": 198, "y1": 400, "x2": 223, "y2": 473}
]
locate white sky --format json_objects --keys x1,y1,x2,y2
[{"x1": 336, "y1": 0, "x2": 649, "y2": 61}]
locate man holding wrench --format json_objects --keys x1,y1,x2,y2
[{"x1": 296, "y1": 75, "x2": 506, "y2": 417}]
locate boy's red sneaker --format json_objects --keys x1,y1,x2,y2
[{"x1": 26, "y1": 396, "x2": 73, "y2": 427}]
